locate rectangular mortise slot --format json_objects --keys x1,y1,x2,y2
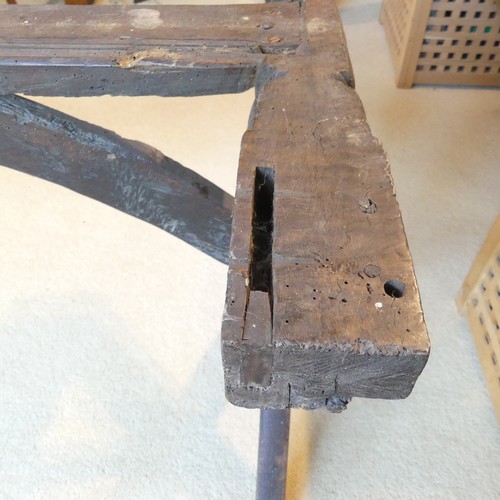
[{"x1": 250, "y1": 167, "x2": 275, "y2": 294}]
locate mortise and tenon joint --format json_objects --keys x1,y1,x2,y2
[{"x1": 0, "y1": 0, "x2": 430, "y2": 415}]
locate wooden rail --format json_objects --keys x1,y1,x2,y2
[{"x1": 0, "y1": 4, "x2": 300, "y2": 96}]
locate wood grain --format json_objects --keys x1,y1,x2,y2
[
  {"x1": 222, "y1": 0, "x2": 430, "y2": 410},
  {"x1": 0, "y1": 94, "x2": 233, "y2": 263}
]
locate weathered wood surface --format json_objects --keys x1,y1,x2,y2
[
  {"x1": 0, "y1": 0, "x2": 429, "y2": 411},
  {"x1": 0, "y1": 4, "x2": 300, "y2": 97},
  {"x1": 222, "y1": 0, "x2": 430, "y2": 410},
  {"x1": 0, "y1": 94, "x2": 233, "y2": 263}
]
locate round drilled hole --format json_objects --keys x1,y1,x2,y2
[{"x1": 384, "y1": 280, "x2": 405, "y2": 298}]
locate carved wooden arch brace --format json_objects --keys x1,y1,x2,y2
[{"x1": 0, "y1": 0, "x2": 429, "y2": 411}]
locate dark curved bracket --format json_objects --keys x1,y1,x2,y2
[{"x1": 0, "y1": 94, "x2": 233, "y2": 264}]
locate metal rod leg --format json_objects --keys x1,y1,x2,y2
[{"x1": 256, "y1": 409, "x2": 291, "y2": 500}]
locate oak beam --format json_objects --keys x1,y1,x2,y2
[
  {"x1": 0, "y1": 4, "x2": 301, "y2": 97},
  {"x1": 0, "y1": 94, "x2": 233, "y2": 263},
  {"x1": 222, "y1": 0, "x2": 430, "y2": 410}
]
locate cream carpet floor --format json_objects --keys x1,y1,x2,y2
[{"x1": 0, "y1": 1, "x2": 499, "y2": 498}]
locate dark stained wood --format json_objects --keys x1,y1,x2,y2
[
  {"x1": 0, "y1": 95, "x2": 233, "y2": 264},
  {"x1": 0, "y1": 4, "x2": 300, "y2": 97},
  {"x1": 222, "y1": 0, "x2": 430, "y2": 410}
]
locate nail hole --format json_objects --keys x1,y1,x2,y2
[
  {"x1": 341, "y1": 298, "x2": 347, "y2": 303},
  {"x1": 384, "y1": 280, "x2": 405, "y2": 298},
  {"x1": 285, "y1": 320, "x2": 289, "y2": 324}
]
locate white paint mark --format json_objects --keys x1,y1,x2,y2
[
  {"x1": 308, "y1": 17, "x2": 329, "y2": 34},
  {"x1": 375, "y1": 302, "x2": 383, "y2": 309},
  {"x1": 107, "y1": 153, "x2": 116, "y2": 161},
  {"x1": 128, "y1": 9, "x2": 163, "y2": 30}
]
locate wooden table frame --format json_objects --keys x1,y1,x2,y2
[{"x1": 1, "y1": 2, "x2": 430, "y2": 497}]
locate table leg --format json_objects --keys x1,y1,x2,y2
[{"x1": 256, "y1": 409, "x2": 291, "y2": 500}]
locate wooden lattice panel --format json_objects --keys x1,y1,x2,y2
[
  {"x1": 381, "y1": 0, "x2": 500, "y2": 87},
  {"x1": 458, "y1": 215, "x2": 500, "y2": 424},
  {"x1": 380, "y1": 0, "x2": 415, "y2": 66}
]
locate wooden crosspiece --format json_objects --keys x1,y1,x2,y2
[{"x1": 0, "y1": 1, "x2": 429, "y2": 414}]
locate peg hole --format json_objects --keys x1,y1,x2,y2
[{"x1": 384, "y1": 280, "x2": 405, "y2": 298}]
